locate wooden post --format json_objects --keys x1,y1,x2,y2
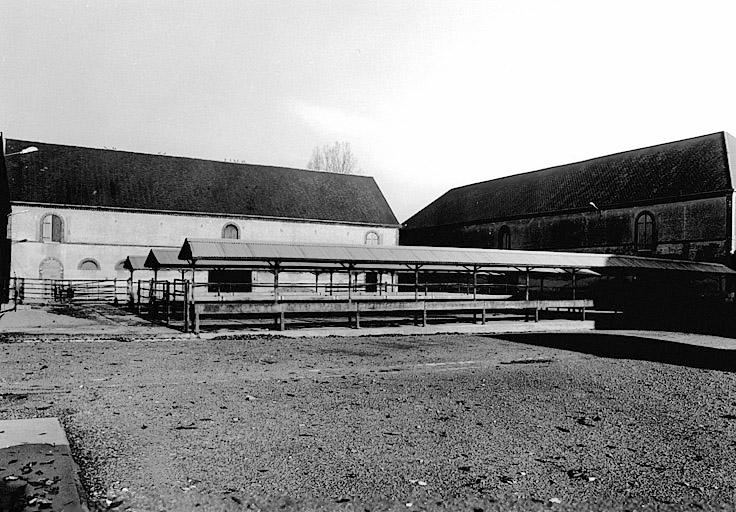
[
  {"x1": 189, "y1": 277, "x2": 197, "y2": 333},
  {"x1": 473, "y1": 266, "x2": 478, "y2": 301},
  {"x1": 414, "y1": 266, "x2": 419, "y2": 302},
  {"x1": 183, "y1": 281, "x2": 190, "y2": 333},
  {"x1": 355, "y1": 304, "x2": 360, "y2": 329},
  {"x1": 329, "y1": 272, "x2": 333, "y2": 296},
  {"x1": 314, "y1": 272, "x2": 319, "y2": 293},
  {"x1": 136, "y1": 280, "x2": 141, "y2": 314},
  {"x1": 572, "y1": 268, "x2": 577, "y2": 301},
  {"x1": 279, "y1": 310, "x2": 286, "y2": 331},
  {"x1": 348, "y1": 268, "x2": 353, "y2": 303},
  {"x1": 165, "y1": 281, "x2": 171, "y2": 324},
  {"x1": 525, "y1": 268, "x2": 530, "y2": 301},
  {"x1": 481, "y1": 306, "x2": 486, "y2": 325},
  {"x1": 346, "y1": 266, "x2": 354, "y2": 326},
  {"x1": 422, "y1": 302, "x2": 427, "y2": 327},
  {"x1": 149, "y1": 279, "x2": 155, "y2": 319},
  {"x1": 273, "y1": 263, "x2": 280, "y2": 304}
]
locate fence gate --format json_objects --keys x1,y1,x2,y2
[{"x1": 5, "y1": 278, "x2": 129, "y2": 305}]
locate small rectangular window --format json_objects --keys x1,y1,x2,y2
[{"x1": 208, "y1": 270, "x2": 252, "y2": 293}]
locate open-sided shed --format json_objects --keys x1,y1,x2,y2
[{"x1": 138, "y1": 239, "x2": 733, "y2": 333}]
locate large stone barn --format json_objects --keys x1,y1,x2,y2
[
  {"x1": 0, "y1": 138, "x2": 399, "y2": 289},
  {"x1": 401, "y1": 132, "x2": 736, "y2": 267}
]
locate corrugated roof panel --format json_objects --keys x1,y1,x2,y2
[
  {"x1": 176, "y1": 239, "x2": 735, "y2": 274},
  {"x1": 145, "y1": 248, "x2": 188, "y2": 269}
]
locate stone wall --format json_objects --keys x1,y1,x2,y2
[{"x1": 401, "y1": 196, "x2": 732, "y2": 264}]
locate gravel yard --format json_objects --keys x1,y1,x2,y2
[{"x1": 1, "y1": 329, "x2": 735, "y2": 511}]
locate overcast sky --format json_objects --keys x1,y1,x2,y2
[{"x1": 2, "y1": 1, "x2": 736, "y2": 223}]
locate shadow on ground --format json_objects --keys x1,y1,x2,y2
[{"x1": 492, "y1": 332, "x2": 736, "y2": 373}]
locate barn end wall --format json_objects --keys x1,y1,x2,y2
[
  {"x1": 8, "y1": 204, "x2": 399, "y2": 280},
  {"x1": 401, "y1": 196, "x2": 731, "y2": 264}
]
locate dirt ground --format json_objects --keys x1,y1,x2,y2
[{"x1": 1, "y1": 311, "x2": 735, "y2": 511}]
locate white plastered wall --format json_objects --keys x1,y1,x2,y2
[{"x1": 7, "y1": 204, "x2": 399, "y2": 280}]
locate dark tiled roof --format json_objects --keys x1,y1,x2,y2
[
  {"x1": 404, "y1": 132, "x2": 735, "y2": 229},
  {"x1": 4, "y1": 140, "x2": 398, "y2": 226}
]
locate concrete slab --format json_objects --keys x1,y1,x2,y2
[
  {"x1": 0, "y1": 418, "x2": 84, "y2": 512},
  {"x1": 200, "y1": 319, "x2": 597, "y2": 339},
  {"x1": 0, "y1": 418, "x2": 70, "y2": 449}
]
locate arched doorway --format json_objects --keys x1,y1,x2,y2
[
  {"x1": 39, "y1": 257, "x2": 64, "y2": 280},
  {"x1": 39, "y1": 257, "x2": 64, "y2": 301}
]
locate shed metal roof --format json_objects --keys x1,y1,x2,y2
[
  {"x1": 123, "y1": 256, "x2": 148, "y2": 271},
  {"x1": 177, "y1": 239, "x2": 735, "y2": 274},
  {"x1": 144, "y1": 249, "x2": 188, "y2": 269}
]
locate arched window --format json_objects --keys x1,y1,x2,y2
[
  {"x1": 78, "y1": 259, "x2": 101, "y2": 271},
  {"x1": 365, "y1": 231, "x2": 380, "y2": 245},
  {"x1": 222, "y1": 223, "x2": 240, "y2": 239},
  {"x1": 635, "y1": 211, "x2": 657, "y2": 252},
  {"x1": 498, "y1": 226, "x2": 511, "y2": 249},
  {"x1": 40, "y1": 213, "x2": 63, "y2": 242}
]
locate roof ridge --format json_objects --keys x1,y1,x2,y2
[
  {"x1": 404, "y1": 131, "x2": 732, "y2": 229},
  {"x1": 6, "y1": 138, "x2": 377, "y2": 179},
  {"x1": 446, "y1": 131, "x2": 728, "y2": 193}
]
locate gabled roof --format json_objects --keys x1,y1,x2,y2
[
  {"x1": 122, "y1": 255, "x2": 148, "y2": 271},
  {"x1": 3, "y1": 139, "x2": 399, "y2": 226},
  {"x1": 144, "y1": 249, "x2": 186, "y2": 270},
  {"x1": 177, "y1": 238, "x2": 735, "y2": 274},
  {"x1": 404, "y1": 132, "x2": 736, "y2": 229}
]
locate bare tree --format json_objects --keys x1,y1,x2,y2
[{"x1": 307, "y1": 141, "x2": 360, "y2": 174}]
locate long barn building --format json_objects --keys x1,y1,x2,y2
[
  {"x1": 401, "y1": 132, "x2": 736, "y2": 267},
  {"x1": 0, "y1": 138, "x2": 399, "y2": 286}
]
